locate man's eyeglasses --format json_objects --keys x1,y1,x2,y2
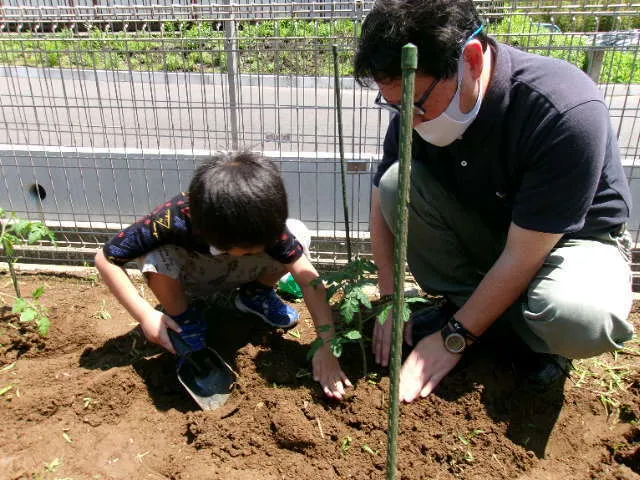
[{"x1": 374, "y1": 79, "x2": 440, "y2": 116}]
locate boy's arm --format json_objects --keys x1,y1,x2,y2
[
  {"x1": 287, "y1": 254, "x2": 353, "y2": 400},
  {"x1": 94, "y1": 249, "x2": 181, "y2": 353}
]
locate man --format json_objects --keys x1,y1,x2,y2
[{"x1": 354, "y1": 0, "x2": 634, "y2": 402}]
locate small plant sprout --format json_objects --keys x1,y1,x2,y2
[
  {"x1": 458, "y1": 429, "x2": 485, "y2": 446},
  {"x1": 340, "y1": 436, "x2": 352, "y2": 454},
  {"x1": 12, "y1": 285, "x2": 51, "y2": 336},
  {"x1": 95, "y1": 300, "x2": 112, "y2": 320}
]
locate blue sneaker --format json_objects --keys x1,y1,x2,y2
[
  {"x1": 170, "y1": 306, "x2": 208, "y2": 352},
  {"x1": 235, "y1": 288, "x2": 299, "y2": 329}
]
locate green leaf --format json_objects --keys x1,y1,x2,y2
[
  {"x1": 401, "y1": 305, "x2": 411, "y2": 324},
  {"x1": 306, "y1": 338, "x2": 325, "y2": 361},
  {"x1": 406, "y1": 297, "x2": 429, "y2": 304},
  {"x1": 330, "y1": 341, "x2": 343, "y2": 358},
  {"x1": 37, "y1": 316, "x2": 50, "y2": 336},
  {"x1": 376, "y1": 304, "x2": 393, "y2": 325},
  {"x1": 339, "y1": 296, "x2": 359, "y2": 324},
  {"x1": 343, "y1": 330, "x2": 362, "y2": 340},
  {"x1": 32, "y1": 285, "x2": 45, "y2": 300},
  {"x1": 12, "y1": 298, "x2": 27, "y2": 314},
  {"x1": 20, "y1": 308, "x2": 37, "y2": 323},
  {"x1": 354, "y1": 288, "x2": 372, "y2": 309}
]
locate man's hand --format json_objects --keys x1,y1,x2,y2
[
  {"x1": 373, "y1": 310, "x2": 416, "y2": 366},
  {"x1": 373, "y1": 309, "x2": 394, "y2": 366},
  {"x1": 399, "y1": 332, "x2": 461, "y2": 402},
  {"x1": 139, "y1": 310, "x2": 181, "y2": 354},
  {"x1": 312, "y1": 344, "x2": 353, "y2": 400}
]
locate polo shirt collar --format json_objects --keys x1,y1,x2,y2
[{"x1": 461, "y1": 41, "x2": 511, "y2": 144}]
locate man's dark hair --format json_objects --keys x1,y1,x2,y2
[
  {"x1": 354, "y1": 0, "x2": 488, "y2": 85},
  {"x1": 189, "y1": 152, "x2": 288, "y2": 251}
]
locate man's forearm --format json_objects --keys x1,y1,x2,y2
[
  {"x1": 454, "y1": 223, "x2": 562, "y2": 337},
  {"x1": 371, "y1": 187, "x2": 396, "y2": 296}
]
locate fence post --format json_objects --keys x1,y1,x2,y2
[
  {"x1": 223, "y1": 0, "x2": 239, "y2": 150},
  {"x1": 586, "y1": 47, "x2": 604, "y2": 84}
]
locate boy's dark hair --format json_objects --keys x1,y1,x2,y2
[
  {"x1": 189, "y1": 152, "x2": 288, "y2": 251},
  {"x1": 354, "y1": 0, "x2": 488, "y2": 86}
]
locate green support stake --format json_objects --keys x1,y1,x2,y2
[
  {"x1": 386, "y1": 43, "x2": 417, "y2": 480},
  {"x1": 332, "y1": 44, "x2": 352, "y2": 263}
]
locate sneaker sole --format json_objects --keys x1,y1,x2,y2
[{"x1": 234, "y1": 295, "x2": 299, "y2": 330}]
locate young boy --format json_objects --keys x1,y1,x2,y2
[{"x1": 94, "y1": 151, "x2": 351, "y2": 399}]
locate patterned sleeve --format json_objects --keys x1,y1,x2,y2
[
  {"x1": 102, "y1": 193, "x2": 193, "y2": 266},
  {"x1": 265, "y1": 226, "x2": 305, "y2": 264}
]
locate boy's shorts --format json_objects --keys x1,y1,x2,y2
[{"x1": 136, "y1": 219, "x2": 311, "y2": 301}]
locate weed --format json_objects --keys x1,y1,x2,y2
[
  {"x1": 44, "y1": 457, "x2": 63, "y2": 472},
  {"x1": 287, "y1": 329, "x2": 301, "y2": 339},
  {"x1": 0, "y1": 362, "x2": 16, "y2": 373},
  {"x1": 0, "y1": 384, "x2": 15, "y2": 395},
  {"x1": 94, "y1": 300, "x2": 112, "y2": 320},
  {"x1": 458, "y1": 429, "x2": 485, "y2": 446},
  {"x1": 340, "y1": 436, "x2": 352, "y2": 454},
  {"x1": 571, "y1": 337, "x2": 639, "y2": 420},
  {"x1": 362, "y1": 444, "x2": 379, "y2": 455},
  {"x1": 295, "y1": 368, "x2": 312, "y2": 379}
]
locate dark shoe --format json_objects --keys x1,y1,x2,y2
[
  {"x1": 411, "y1": 299, "x2": 457, "y2": 344},
  {"x1": 235, "y1": 288, "x2": 299, "y2": 329},
  {"x1": 515, "y1": 352, "x2": 572, "y2": 391},
  {"x1": 170, "y1": 305, "x2": 209, "y2": 352}
]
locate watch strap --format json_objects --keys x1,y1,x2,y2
[{"x1": 444, "y1": 317, "x2": 480, "y2": 343}]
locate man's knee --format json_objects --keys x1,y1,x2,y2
[
  {"x1": 522, "y1": 290, "x2": 634, "y2": 359},
  {"x1": 378, "y1": 162, "x2": 400, "y2": 233}
]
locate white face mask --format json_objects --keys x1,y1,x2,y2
[{"x1": 414, "y1": 46, "x2": 484, "y2": 147}]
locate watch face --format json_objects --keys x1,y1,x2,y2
[{"x1": 444, "y1": 332, "x2": 466, "y2": 353}]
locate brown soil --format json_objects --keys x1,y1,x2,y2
[{"x1": 1, "y1": 272, "x2": 639, "y2": 480}]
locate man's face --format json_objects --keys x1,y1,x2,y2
[
  {"x1": 375, "y1": 41, "x2": 485, "y2": 127},
  {"x1": 377, "y1": 74, "x2": 459, "y2": 127}
]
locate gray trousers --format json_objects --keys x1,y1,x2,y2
[{"x1": 378, "y1": 161, "x2": 635, "y2": 359}]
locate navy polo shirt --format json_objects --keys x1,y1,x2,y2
[{"x1": 373, "y1": 42, "x2": 631, "y2": 237}]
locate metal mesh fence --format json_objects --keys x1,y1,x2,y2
[{"x1": 0, "y1": 1, "x2": 638, "y2": 267}]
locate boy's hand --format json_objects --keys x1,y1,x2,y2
[
  {"x1": 139, "y1": 310, "x2": 181, "y2": 354},
  {"x1": 312, "y1": 344, "x2": 353, "y2": 400}
]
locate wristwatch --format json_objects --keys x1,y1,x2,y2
[{"x1": 441, "y1": 317, "x2": 479, "y2": 354}]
